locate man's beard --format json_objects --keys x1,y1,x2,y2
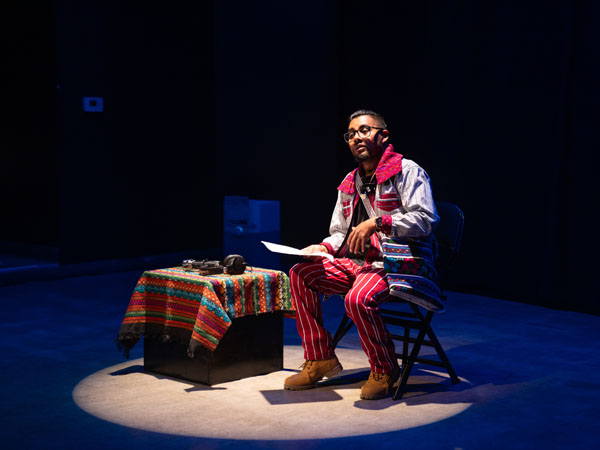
[{"x1": 354, "y1": 148, "x2": 371, "y2": 162}]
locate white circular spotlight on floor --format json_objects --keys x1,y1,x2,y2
[{"x1": 73, "y1": 346, "x2": 472, "y2": 440}]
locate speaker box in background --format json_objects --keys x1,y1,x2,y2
[{"x1": 223, "y1": 196, "x2": 280, "y2": 270}]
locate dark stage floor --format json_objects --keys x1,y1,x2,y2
[{"x1": 1, "y1": 267, "x2": 599, "y2": 449}]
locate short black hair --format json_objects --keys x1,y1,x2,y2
[{"x1": 348, "y1": 109, "x2": 388, "y2": 128}]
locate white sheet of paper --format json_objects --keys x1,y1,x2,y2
[{"x1": 261, "y1": 241, "x2": 334, "y2": 261}]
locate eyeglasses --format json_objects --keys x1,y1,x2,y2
[{"x1": 343, "y1": 125, "x2": 385, "y2": 143}]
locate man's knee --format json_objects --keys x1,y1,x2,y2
[
  {"x1": 290, "y1": 262, "x2": 313, "y2": 280},
  {"x1": 289, "y1": 261, "x2": 325, "y2": 287},
  {"x1": 344, "y1": 290, "x2": 368, "y2": 315},
  {"x1": 344, "y1": 289, "x2": 382, "y2": 316}
]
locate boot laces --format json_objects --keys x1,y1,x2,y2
[
  {"x1": 371, "y1": 371, "x2": 386, "y2": 382},
  {"x1": 300, "y1": 360, "x2": 314, "y2": 371}
]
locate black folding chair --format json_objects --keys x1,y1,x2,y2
[{"x1": 331, "y1": 201, "x2": 464, "y2": 400}]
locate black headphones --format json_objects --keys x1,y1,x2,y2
[{"x1": 223, "y1": 254, "x2": 247, "y2": 275}]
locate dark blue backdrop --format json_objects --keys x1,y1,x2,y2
[{"x1": 2, "y1": 0, "x2": 598, "y2": 314}]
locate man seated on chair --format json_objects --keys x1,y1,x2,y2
[{"x1": 285, "y1": 109, "x2": 438, "y2": 400}]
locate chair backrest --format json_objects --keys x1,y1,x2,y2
[{"x1": 433, "y1": 201, "x2": 464, "y2": 285}]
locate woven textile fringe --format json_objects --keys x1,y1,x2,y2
[{"x1": 115, "y1": 267, "x2": 294, "y2": 358}]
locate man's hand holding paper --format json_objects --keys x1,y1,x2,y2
[
  {"x1": 261, "y1": 241, "x2": 333, "y2": 261},
  {"x1": 300, "y1": 244, "x2": 330, "y2": 261}
]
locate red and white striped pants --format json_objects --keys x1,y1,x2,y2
[{"x1": 289, "y1": 258, "x2": 397, "y2": 373}]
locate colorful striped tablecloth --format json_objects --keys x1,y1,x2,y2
[{"x1": 116, "y1": 266, "x2": 294, "y2": 360}]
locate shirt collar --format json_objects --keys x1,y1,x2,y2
[{"x1": 337, "y1": 144, "x2": 403, "y2": 194}]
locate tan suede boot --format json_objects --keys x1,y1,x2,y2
[
  {"x1": 284, "y1": 357, "x2": 343, "y2": 390},
  {"x1": 360, "y1": 366, "x2": 400, "y2": 400}
]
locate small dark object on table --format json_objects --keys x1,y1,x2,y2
[{"x1": 182, "y1": 259, "x2": 224, "y2": 275}]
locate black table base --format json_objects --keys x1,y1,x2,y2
[{"x1": 144, "y1": 311, "x2": 284, "y2": 385}]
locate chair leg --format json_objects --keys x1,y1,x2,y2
[
  {"x1": 402, "y1": 326, "x2": 410, "y2": 368},
  {"x1": 424, "y1": 322, "x2": 460, "y2": 384},
  {"x1": 393, "y1": 315, "x2": 431, "y2": 400},
  {"x1": 332, "y1": 314, "x2": 354, "y2": 349},
  {"x1": 410, "y1": 303, "x2": 460, "y2": 385}
]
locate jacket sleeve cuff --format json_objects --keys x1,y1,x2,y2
[
  {"x1": 320, "y1": 242, "x2": 334, "y2": 254},
  {"x1": 380, "y1": 215, "x2": 393, "y2": 235}
]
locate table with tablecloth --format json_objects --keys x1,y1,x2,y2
[{"x1": 116, "y1": 266, "x2": 294, "y2": 361}]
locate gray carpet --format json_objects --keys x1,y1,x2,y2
[{"x1": 73, "y1": 347, "x2": 472, "y2": 439}]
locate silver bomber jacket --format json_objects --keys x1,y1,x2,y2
[{"x1": 321, "y1": 146, "x2": 439, "y2": 267}]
